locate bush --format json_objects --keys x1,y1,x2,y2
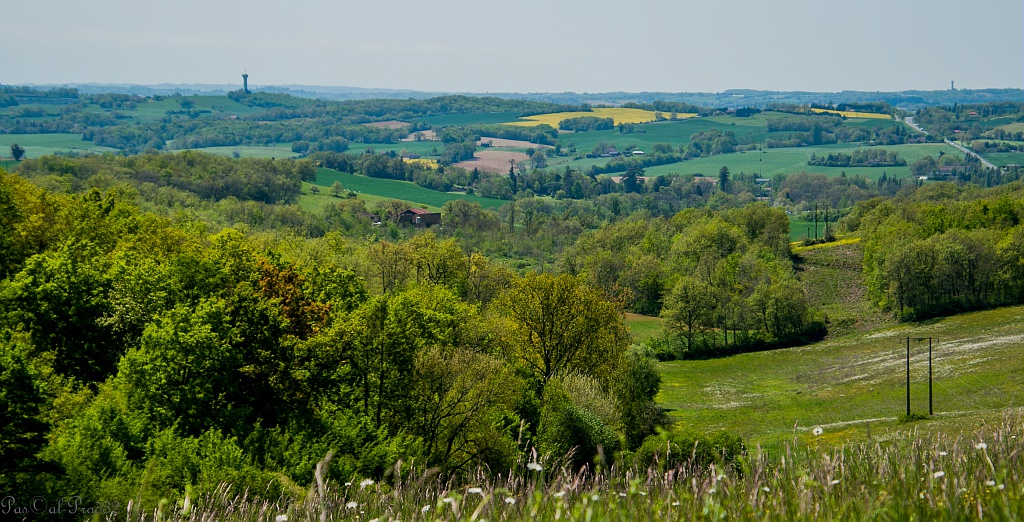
[{"x1": 631, "y1": 430, "x2": 746, "y2": 475}]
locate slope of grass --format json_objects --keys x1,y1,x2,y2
[
  {"x1": 657, "y1": 304, "x2": 1024, "y2": 449},
  {"x1": 0, "y1": 133, "x2": 119, "y2": 158},
  {"x1": 625, "y1": 313, "x2": 664, "y2": 344},
  {"x1": 312, "y1": 168, "x2": 506, "y2": 210}
]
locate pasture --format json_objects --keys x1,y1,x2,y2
[
  {"x1": 313, "y1": 167, "x2": 507, "y2": 209},
  {"x1": 637, "y1": 142, "x2": 962, "y2": 180},
  {"x1": 0, "y1": 133, "x2": 119, "y2": 158},
  {"x1": 656, "y1": 303, "x2": 1024, "y2": 448},
  {"x1": 187, "y1": 145, "x2": 299, "y2": 159}
]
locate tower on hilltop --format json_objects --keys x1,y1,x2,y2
[{"x1": 242, "y1": 72, "x2": 250, "y2": 94}]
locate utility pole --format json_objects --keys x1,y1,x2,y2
[{"x1": 905, "y1": 337, "x2": 936, "y2": 416}]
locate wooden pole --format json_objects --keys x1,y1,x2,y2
[
  {"x1": 929, "y1": 337, "x2": 933, "y2": 416},
  {"x1": 906, "y1": 337, "x2": 911, "y2": 416}
]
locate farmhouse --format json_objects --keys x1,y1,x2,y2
[{"x1": 397, "y1": 208, "x2": 441, "y2": 227}]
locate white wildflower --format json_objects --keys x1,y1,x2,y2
[
  {"x1": 360, "y1": 478, "x2": 375, "y2": 488},
  {"x1": 421, "y1": 505, "x2": 430, "y2": 514},
  {"x1": 986, "y1": 480, "x2": 996, "y2": 487},
  {"x1": 708, "y1": 488, "x2": 716, "y2": 494},
  {"x1": 346, "y1": 502, "x2": 358, "y2": 509},
  {"x1": 762, "y1": 486, "x2": 770, "y2": 493},
  {"x1": 442, "y1": 497, "x2": 455, "y2": 504},
  {"x1": 812, "y1": 427, "x2": 823, "y2": 436},
  {"x1": 998, "y1": 484, "x2": 1005, "y2": 490},
  {"x1": 830, "y1": 479, "x2": 841, "y2": 485},
  {"x1": 468, "y1": 487, "x2": 483, "y2": 495},
  {"x1": 527, "y1": 462, "x2": 543, "y2": 472},
  {"x1": 975, "y1": 442, "x2": 988, "y2": 450},
  {"x1": 933, "y1": 471, "x2": 945, "y2": 479},
  {"x1": 618, "y1": 493, "x2": 626, "y2": 497},
  {"x1": 671, "y1": 501, "x2": 680, "y2": 506},
  {"x1": 554, "y1": 491, "x2": 566, "y2": 498},
  {"x1": 591, "y1": 494, "x2": 600, "y2": 501},
  {"x1": 504, "y1": 497, "x2": 516, "y2": 504},
  {"x1": 345, "y1": 482, "x2": 352, "y2": 487},
  {"x1": 938, "y1": 451, "x2": 948, "y2": 456},
  {"x1": 275, "y1": 516, "x2": 288, "y2": 522}
]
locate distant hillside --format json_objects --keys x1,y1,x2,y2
[{"x1": 11, "y1": 82, "x2": 1023, "y2": 108}]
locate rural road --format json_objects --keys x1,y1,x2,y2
[
  {"x1": 905, "y1": 116, "x2": 998, "y2": 170},
  {"x1": 944, "y1": 139, "x2": 998, "y2": 170}
]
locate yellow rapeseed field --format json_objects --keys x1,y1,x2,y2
[
  {"x1": 810, "y1": 108, "x2": 892, "y2": 120},
  {"x1": 403, "y1": 158, "x2": 439, "y2": 168},
  {"x1": 505, "y1": 107, "x2": 697, "y2": 127}
]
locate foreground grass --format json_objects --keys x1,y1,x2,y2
[
  {"x1": 119, "y1": 414, "x2": 1024, "y2": 520},
  {"x1": 657, "y1": 305, "x2": 1024, "y2": 449}
]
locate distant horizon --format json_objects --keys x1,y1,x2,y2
[
  {"x1": 4, "y1": 0, "x2": 1020, "y2": 93},
  {"x1": 8, "y1": 81, "x2": 1023, "y2": 96}
]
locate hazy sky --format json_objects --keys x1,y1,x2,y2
[{"x1": 4, "y1": 0, "x2": 1022, "y2": 93}]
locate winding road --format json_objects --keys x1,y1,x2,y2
[{"x1": 905, "y1": 116, "x2": 998, "y2": 170}]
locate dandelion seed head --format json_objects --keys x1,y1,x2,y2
[
  {"x1": 527, "y1": 462, "x2": 543, "y2": 472},
  {"x1": 813, "y1": 427, "x2": 823, "y2": 436},
  {"x1": 933, "y1": 471, "x2": 945, "y2": 478},
  {"x1": 975, "y1": 442, "x2": 988, "y2": 450}
]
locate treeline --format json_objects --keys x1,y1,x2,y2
[
  {"x1": 913, "y1": 102, "x2": 1024, "y2": 141},
  {"x1": 808, "y1": 148, "x2": 907, "y2": 167},
  {"x1": 852, "y1": 182, "x2": 1024, "y2": 320},
  {"x1": 14, "y1": 151, "x2": 312, "y2": 205},
  {"x1": 560, "y1": 205, "x2": 824, "y2": 358},
  {"x1": 559, "y1": 116, "x2": 615, "y2": 131},
  {"x1": 0, "y1": 170, "x2": 666, "y2": 509},
  {"x1": 765, "y1": 114, "x2": 918, "y2": 148}
]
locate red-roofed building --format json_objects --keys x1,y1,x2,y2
[{"x1": 397, "y1": 208, "x2": 441, "y2": 227}]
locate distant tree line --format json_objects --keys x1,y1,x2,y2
[{"x1": 808, "y1": 149, "x2": 907, "y2": 168}]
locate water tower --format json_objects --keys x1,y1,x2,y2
[{"x1": 242, "y1": 72, "x2": 250, "y2": 94}]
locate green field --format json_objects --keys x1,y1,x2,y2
[
  {"x1": 983, "y1": 151, "x2": 1024, "y2": 167},
  {"x1": 636, "y1": 142, "x2": 961, "y2": 180},
  {"x1": 0, "y1": 133, "x2": 119, "y2": 158},
  {"x1": 125, "y1": 95, "x2": 263, "y2": 122},
  {"x1": 313, "y1": 167, "x2": 506, "y2": 209},
  {"x1": 188, "y1": 145, "x2": 300, "y2": 159},
  {"x1": 625, "y1": 313, "x2": 665, "y2": 344},
  {"x1": 657, "y1": 304, "x2": 1024, "y2": 448}
]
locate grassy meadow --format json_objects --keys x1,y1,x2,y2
[
  {"x1": 810, "y1": 108, "x2": 894, "y2": 119},
  {"x1": 312, "y1": 167, "x2": 506, "y2": 209},
  {"x1": 656, "y1": 304, "x2": 1024, "y2": 449},
  {"x1": 0, "y1": 133, "x2": 119, "y2": 158}
]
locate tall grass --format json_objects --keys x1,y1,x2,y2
[{"x1": 117, "y1": 413, "x2": 1024, "y2": 521}]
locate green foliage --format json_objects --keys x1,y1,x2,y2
[
  {"x1": 631, "y1": 430, "x2": 746, "y2": 474},
  {"x1": 538, "y1": 373, "x2": 621, "y2": 468}
]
